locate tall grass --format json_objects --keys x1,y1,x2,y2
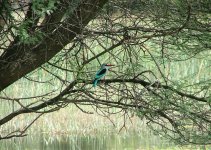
[
  {"x1": 0, "y1": 24, "x2": 211, "y2": 149},
  {"x1": 0, "y1": 45, "x2": 210, "y2": 135}
]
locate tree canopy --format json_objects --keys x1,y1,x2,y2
[{"x1": 0, "y1": 0, "x2": 211, "y2": 144}]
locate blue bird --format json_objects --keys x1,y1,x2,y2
[{"x1": 93, "y1": 63, "x2": 114, "y2": 87}]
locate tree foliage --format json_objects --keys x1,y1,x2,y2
[{"x1": 0, "y1": 0, "x2": 211, "y2": 144}]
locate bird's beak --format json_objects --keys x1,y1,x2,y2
[
  {"x1": 106, "y1": 64, "x2": 115, "y2": 71},
  {"x1": 106, "y1": 64, "x2": 115, "y2": 66}
]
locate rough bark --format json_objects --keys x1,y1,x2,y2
[{"x1": 0, "y1": 0, "x2": 108, "y2": 91}]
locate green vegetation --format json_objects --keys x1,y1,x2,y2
[
  {"x1": 0, "y1": 0, "x2": 211, "y2": 148},
  {"x1": 1, "y1": 49, "x2": 210, "y2": 149}
]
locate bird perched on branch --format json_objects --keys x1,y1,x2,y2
[{"x1": 93, "y1": 63, "x2": 114, "y2": 87}]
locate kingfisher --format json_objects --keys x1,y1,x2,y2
[{"x1": 93, "y1": 63, "x2": 114, "y2": 87}]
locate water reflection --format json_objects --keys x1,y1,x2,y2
[{"x1": 1, "y1": 131, "x2": 173, "y2": 150}]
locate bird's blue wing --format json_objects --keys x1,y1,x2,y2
[
  {"x1": 95, "y1": 68, "x2": 107, "y2": 79},
  {"x1": 93, "y1": 68, "x2": 107, "y2": 87}
]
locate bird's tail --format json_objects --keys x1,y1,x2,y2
[{"x1": 93, "y1": 79, "x2": 98, "y2": 87}]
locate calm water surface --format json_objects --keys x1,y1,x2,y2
[{"x1": 0, "y1": 131, "x2": 175, "y2": 150}]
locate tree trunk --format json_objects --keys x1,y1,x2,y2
[{"x1": 0, "y1": 0, "x2": 108, "y2": 91}]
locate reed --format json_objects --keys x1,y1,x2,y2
[{"x1": 0, "y1": 46, "x2": 210, "y2": 150}]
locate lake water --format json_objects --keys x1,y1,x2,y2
[{"x1": 0, "y1": 131, "x2": 176, "y2": 150}]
